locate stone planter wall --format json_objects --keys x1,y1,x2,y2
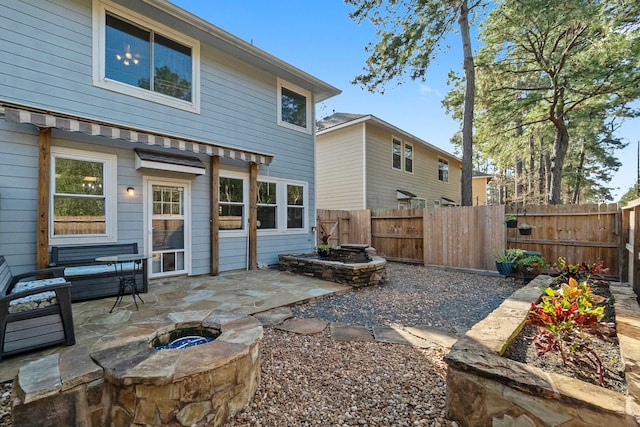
[
  {"x1": 444, "y1": 275, "x2": 640, "y2": 426},
  {"x1": 278, "y1": 250, "x2": 386, "y2": 288}
]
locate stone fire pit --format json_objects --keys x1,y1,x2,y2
[{"x1": 12, "y1": 309, "x2": 262, "y2": 427}]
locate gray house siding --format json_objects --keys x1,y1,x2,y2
[
  {"x1": 0, "y1": 122, "x2": 39, "y2": 272},
  {"x1": 0, "y1": 0, "x2": 329, "y2": 274}
]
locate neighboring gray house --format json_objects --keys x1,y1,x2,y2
[
  {"x1": 0, "y1": 0, "x2": 339, "y2": 275},
  {"x1": 316, "y1": 113, "x2": 461, "y2": 210}
]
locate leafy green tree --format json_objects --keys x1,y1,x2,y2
[
  {"x1": 620, "y1": 185, "x2": 639, "y2": 206},
  {"x1": 470, "y1": 0, "x2": 640, "y2": 204},
  {"x1": 346, "y1": 0, "x2": 489, "y2": 206}
]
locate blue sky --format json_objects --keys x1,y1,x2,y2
[{"x1": 170, "y1": 0, "x2": 637, "y2": 201}]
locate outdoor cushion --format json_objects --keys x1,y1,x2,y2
[
  {"x1": 63, "y1": 262, "x2": 136, "y2": 277},
  {"x1": 9, "y1": 277, "x2": 67, "y2": 313}
]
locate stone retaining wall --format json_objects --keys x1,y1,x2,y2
[{"x1": 444, "y1": 275, "x2": 640, "y2": 426}]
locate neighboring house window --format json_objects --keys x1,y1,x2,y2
[
  {"x1": 287, "y1": 184, "x2": 305, "y2": 229},
  {"x1": 219, "y1": 177, "x2": 245, "y2": 230},
  {"x1": 404, "y1": 143, "x2": 413, "y2": 173},
  {"x1": 50, "y1": 147, "x2": 117, "y2": 245},
  {"x1": 438, "y1": 159, "x2": 449, "y2": 182},
  {"x1": 257, "y1": 181, "x2": 277, "y2": 229},
  {"x1": 392, "y1": 138, "x2": 402, "y2": 170},
  {"x1": 277, "y1": 78, "x2": 312, "y2": 134},
  {"x1": 93, "y1": 0, "x2": 200, "y2": 112}
]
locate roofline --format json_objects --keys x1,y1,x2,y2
[
  {"x1": 143, "y1": 0, "x2": 341, "y2": 102},
  {"x1": 317, "y1": 114, "x2": 461, "y2": 162}
]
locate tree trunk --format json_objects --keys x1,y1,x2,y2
[
  {"x1": 549, "y1": 87, "x2": 569, "y2": 205},
  {"x1": 549, "y1": 123, "x2": 570, "y2": 204},
  {"x1": 459, "y1": 0, "x2": 474, "y2": 206},
  {"x1": 571, "y1": 149, "x2": 586, "y2": 204},
  {"x1": 528, "y1": 134, "x2": 535, "y2": 203}
]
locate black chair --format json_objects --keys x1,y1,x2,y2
[{"x1": 0, "y1": 256, "x2": 75, "y2": 360}]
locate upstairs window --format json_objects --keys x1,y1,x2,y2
[
  {"x1": 438, "y1": 158, "x2": 449, "y2": 182},
  {"x1": 94, "y1": 1, "x2": 200, "y2": 112},
  {"x1": 277, "y1": 78, "x2": 312, "y2": 134},
  {"x1": 392, "y1": 138, "x2": 402, "y2": 170},
  {"x1": 404, "y1": 142, "x2": 413, "y2": 173}
]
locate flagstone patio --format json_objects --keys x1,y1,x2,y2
[{"x1": 0, "y1": 269, "x2": 351, "y2": 383}]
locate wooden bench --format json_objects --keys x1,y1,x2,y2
[
  {"x1": 0, "y1": 256, "x2": 75, "y2": 360},
  {"x1": 50, "y1": 243, "x2": 148, "y2": 302}
]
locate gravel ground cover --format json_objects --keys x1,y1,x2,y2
[
  {"x1": 226, "y1": 262, "x2": 522, "y2": 426},
  {"x1": 0, "y1": 262, "x2": 521, "y2": 426},
  {"x1": 292, "y1": 262, "x2": 522, "y2": 333}
]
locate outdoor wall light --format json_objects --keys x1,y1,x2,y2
[{"x1": 126, "y1": 187, "x2": 135, "y2": 196}]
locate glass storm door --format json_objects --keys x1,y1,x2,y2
[{"x1": 149, "y1": 183, "x2": 188, "y2": 277}]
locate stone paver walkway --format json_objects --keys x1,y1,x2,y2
[{"x1": 254, "y1": 306, "x2": 462, "y2": 349}]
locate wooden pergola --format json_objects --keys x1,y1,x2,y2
[{"x1": 2, "y1": 103, "x2": 273, "y2": 275}]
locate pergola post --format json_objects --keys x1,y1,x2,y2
[
  {"x1": 248, "y1": 162, "x2": 258, "y2": 270},
  {"x1": 36, "y1": 128, "x2": 51, "y2": 269},
  {"x1": 210, "y1": 156, "x2": 220, "y2": 275}
]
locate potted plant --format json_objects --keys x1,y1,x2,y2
[
  {"x1": 316, "y1": 244, "x2": 332, "y2": 259},
  {"x1": 518, "y1": 223, "x2": 532, "y2": 235},
  {"x1": 495, "y1": 248, "x2": 525, "y2": 276},
  {"x1": 505, "y1": 214, "x2": 518, "y2": 228},
  {"x1": 515, "y1": 253, "x2": 548, "y2": 277}
]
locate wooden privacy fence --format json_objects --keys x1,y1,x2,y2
[
  {"x1": 423, "y1": 205, "x2": 506, "y2": 271},
  {"x1": 53, "y1": 216, "x2": 106, "y2": 235},
  {"x1": 316, "y1": 209, "x2": 371, "y2": 248},
  {"x1": 319, "y1": 206, "x2": 506, "y2": 270},
  {"x1": 318, "y1": 203, "x2": 629, "y2": 279},
  {"x1": 506, "y1": 204, "x2": 622, "y2": 279},
  {"x1": 622, "y1": 199, "x2": 640, "y2": 295},
  {"x1": 370, "y1": 208, "x2": 425, "y2": 264}
]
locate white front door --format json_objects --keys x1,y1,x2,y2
[{"x1": 146, "y1": 180, "x2": 190, "y2": 277}]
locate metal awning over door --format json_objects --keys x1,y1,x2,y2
[{"x1": 1, "y1": 103, "x2": 273, "y2": 165}]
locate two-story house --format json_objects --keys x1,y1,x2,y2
[
  {"x1": 316, "y1": 113, "x2": 461, "y2": 210},
  {"x1": 0, "y1": 0, "x2": 339, "y2": 275}
]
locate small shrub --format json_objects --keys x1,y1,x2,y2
[{"x1": 548, "y1": 257, "x2": 609, "y2": 284}]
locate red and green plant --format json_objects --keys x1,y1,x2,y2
[
  {"x1": 548, "y1": 257, "x2": 609, "y2": 284},
  {"x1": 526, "y1": 276, "x2": 610, "y2": 385}
]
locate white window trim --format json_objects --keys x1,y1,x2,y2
[
  {"x1": 285, "y1": 181, "x2": 308, "y2": 232},
  {"x1": 219, "y1": 172, "x2": 248, "y2": 238},
  {"x1": 391, "y1": 137, "x2": 402, "y2": 171},
  {"x1": 50, "y1": 147, "x2": 118, "y2": 245},
  {"x1": 257, "y1": 177, "x2": 279, "y2": 232},
  {"x1": 277, "y1": 78, "x2": 312, "y2": 134},
  {"x1": 92, "y1": 0, "x2": 201, "y2": 113},
  {"x1": 257, "y1": 176, "x2": 308, "y2": 236},
  {"x1": 404, "y1": 141, "x2": 414, "y2": 175}
]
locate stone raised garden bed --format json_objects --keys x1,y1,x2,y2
[
  {"x1": 278, "y1": 245, "x2": 386, "y2": 288},
  {"x1": 444, "y1": 275, "x2": 640, "y2": 426}
]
